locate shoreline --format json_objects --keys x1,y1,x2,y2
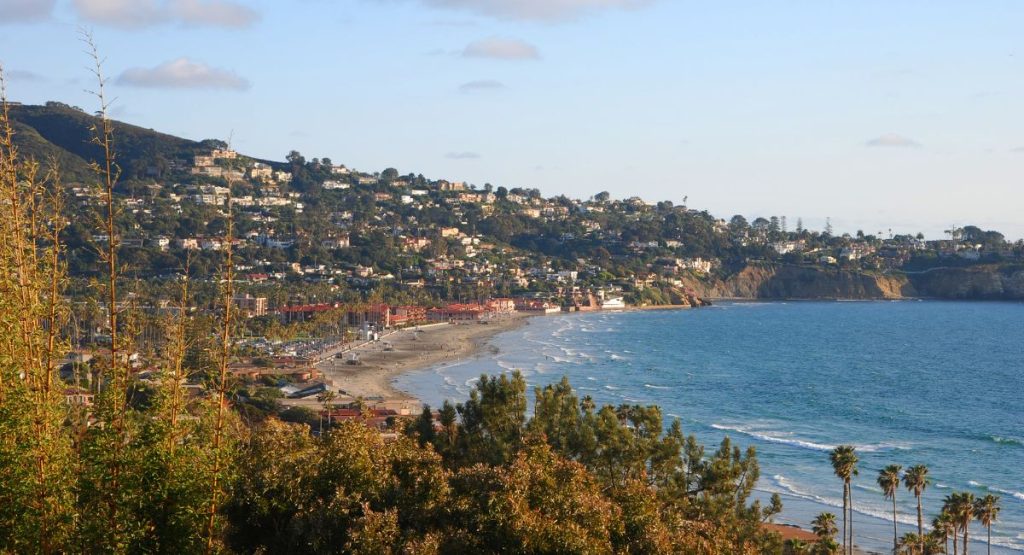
[
  {"x1": 301, "y1": 314, "x2": 531, "y2": 408},
  {"x1": 305, "y1": 304, "x2": 715, "y2": 408},
  {"x1": 292, "y1": 303, "x2": 1018, "y2": 554}
]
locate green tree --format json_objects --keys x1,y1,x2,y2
[
  {"x1": 812, "y1": 512, "x2": 838, "y2": 541},
  {"x1": 878, "y1": 464, "x2": 903, "y2": 553},
  {"x1": 829, "y1": 445, "x2": 858, "y2": 555},
  {"x1": 904, "y1": 464, "x2": 930, "y2": 539},
  {"x1": 973, "y1": 494, "x2": 1000, "y2": 555},
  {"x1": 897, "y1": 532, "x2": 922, "y2": 555},
  {"x1": 454, "y1": 372, "x2": 527, "y2": 466},
  {"x1": 933, "y1": 511, "x2": 957, "y2": 555},
  {"x1": 944, "y1": 492, "x2": 977, "y2": 555}
]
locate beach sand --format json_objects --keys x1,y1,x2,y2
[{"x1": 284, "y1": 315, "x2": 529, "y2": 410}]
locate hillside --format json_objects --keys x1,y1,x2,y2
[
  {"x1": 5, "y1": 101, "x2": 1023, "y2": 305},
  {"x1": 8, "y1": 102, "x2": 215, "y2": 182}
]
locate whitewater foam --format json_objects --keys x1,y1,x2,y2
[
  {"x1": 970, "y1": 481, "x2": 1024, "y2": 503},
  {"x1": 711, "y1": 423, "x2": 909, "y2": 454}
]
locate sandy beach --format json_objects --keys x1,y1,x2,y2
[
  {"x1": 302, "y1": 305, "x2": 694, "y2": 408},
  {"x1": 289, "y1": 314, "x2": 531, "y2": 409}
]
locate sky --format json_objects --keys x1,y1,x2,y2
[{"x1": 1, "y1": 0, "x2": 1022, "y2": 239}]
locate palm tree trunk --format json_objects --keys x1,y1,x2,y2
[
  {"x1": 963, "y1": 523, "x2": 969, "y2": 555},
  {"x1": 892, "y1": 495, "x2": 898, "y2": 554},
  {"x1": 848, "y1": 484, "x2": 854, "y2": 555},
  {"x1": 987, "y1": 524, "x2": 991, "y2": 555},
  {"x1": 916, "y1": 494, "x2": 923, "y2": 540},
  {"x1": 842, "y1": 482, "x2": 849, "y2": 555}
]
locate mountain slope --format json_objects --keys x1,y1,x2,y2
[{"x1": 7, "y1": 102, "x2": 205, "y2": 182}]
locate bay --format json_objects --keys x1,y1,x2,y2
[{"x1": 395, "y1": 301, "x2": 1024, "y2": 553}]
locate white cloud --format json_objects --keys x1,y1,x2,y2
[
  {"x1": 446, "y1": 151, "x2": 480, "y2": 159},
  {"x1": 865, "y1": 133, "x2": 921, "y2": 148},
  {"x1": 458, "y1": 79, "x2": 505, "y2": 92},
  {"x1": 463, "y1": 38, "x2": 539, "y2": 60},
  {"x1": 3, "y1": 69, "x2": 44, "y2": 82},
  {"x1": 172, "y1": 0, "x2": 259, "y2": 27},
  {"x1": 1011, "y1": 147, "x2": 1024, "y2": 153},
  {"x1": 73, "y1": 0, "x2": 258, "y2": 28},
  {"x1": 117, "y1": 58, "x2": 250, "y2": 90},
  {"x1": 0, "y1": 0, "x2": 56, "y2": 22},
  {"x1": 414, "y1": 0, "x2": 654, "y2": 21}
]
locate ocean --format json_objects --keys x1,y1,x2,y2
[{"x1": 395, "y1": 301, "x2": 1024, "y2": 553}]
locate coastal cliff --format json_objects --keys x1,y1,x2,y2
[
  {"x1": 908, "y1": 265, "x2": 1024, "y2": 300},
  {"x1": 680, "y1": 264, "x2": 1024, "y2": 301}
]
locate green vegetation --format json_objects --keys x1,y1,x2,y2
[
  {"x1": 878, "y1": 464, "x2": 903, "y2": 552},
  {"x1": 0, "y1": 69, "x2": 787, "y2": 553},
  {"x1": 833, "y1": 448, "x2": 1003, "y2": 555},
  {"x1": 829, "y1": 445, "x2": 858, "y2": 555}
]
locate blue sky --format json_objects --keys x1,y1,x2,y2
[{"x1": 2, "y1": 0, "x2": 1022, "y2": 238}]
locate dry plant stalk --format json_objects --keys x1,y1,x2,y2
[
  {"x1": 81, "y1": 29, "x2": 131, "y2": 540},
  {"x1": 205, "y1": 168, "x2": 236, "y2": 553},
  {"x1": 0, "y1": 64, "x2": 74, "y2": 553}
]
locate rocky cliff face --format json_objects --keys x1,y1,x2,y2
[
  {"x1": 908, "y1": 265, "x2": 1024, "y2": 300},
  {"x1": 679, "y1": 264, "x2": 1024, "y2": 301},
  {"x1": 700, "y1": 265, "x2": 915, "y2": 300}
]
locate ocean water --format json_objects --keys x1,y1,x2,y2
[{"x1": 395, "y1": 301, "x2": 1024, "y2": 553}]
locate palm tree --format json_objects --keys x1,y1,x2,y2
[
  {"x1": 878, "y1": 464, "x2": 903, "y2": 553},
  {"x1": 812, "y1": 512, "x2": 839, "y2": 542},
  {"x1": 787, "y1": 539, "x2": 811, "y2": 555},
  {"x1": 897, "y1": 532, "x2": 921, "y2": 555},
  {"x1": 933, "y1": 510, "x2": 957, "y2": 555},
  {"x1": 921, "y1": 532, "x2": 945, "y2": 555},
  {"x1": 830, "y1": 445, "x2": 859, "y2": 555},
  {"x1": 904, "y1": 465, "x2": 930, "y2": 538},
  {"x1": 945, "y1": 492, "x2": 977, "y2": 555},
  {"x1": 316, "y1": 390, "x2": 337, "y2": 434},
  {"x1": 973, "y1": 494, "x2": 1000, "y2": 555}
]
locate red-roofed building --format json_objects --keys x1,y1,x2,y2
[
  {"x1": 427, "y1": 303, "x2": 494, "y2": 322},
  {"x1": 346, "y1": 304, "x2": 392, "y2": 329},
  {"x1": 390, "y1": 305, "x2": 427, "y2": 327}
]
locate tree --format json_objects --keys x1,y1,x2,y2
[
  {"x1": 973, "y1": 494, "x2": 1000, "y2": 555},
  {"x1": 933, "y1": 511, "x2": 957, "y2": 555},
  {"x1": 811, "y1": 513, "x2": 840, "y2": 554},
  {"x1": 904, "y1": 465, "x2": 930, "y2": 539},
  {"x1": 286, "y1": 150, "x2": 305, "y2": 166},
  {"x1": 829, "y1": 445, "x2": 858, "y2": 555},
  {"x1": 381, "y1": 167, "x2": 399, "y2": 181},
  {"x1": 812, "y1": 512, "x2": 838, "y2": 541},
  {"x1": 878, "y1": 464, "x2": 902, "y2": 553},
  {"x1": 897, "y1": 532, "x2": 922, "y2": 555},
  {"x1": 787, "y1": 539, "x2": 811, "y2": 554},
  {"x1": 594, "y1": 191, "x2": 610, "y2": 202},
  {"x1": 944, "y1": 492, "x2": 976, "y2": 555},
  {"x1": 411, "y1": 404, "x2": 436, "y2": 447},
  {"x1": 316, "y1": 390, "x2": 336, "y2": 434}
]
